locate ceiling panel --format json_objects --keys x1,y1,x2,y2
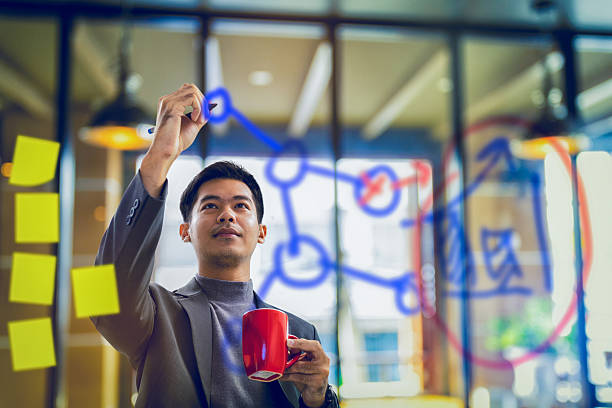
[
  {"x1": 0, "y1": 3, "x2": 611, "y2": 136},
  {"x1": 0, "y1": 17, "x2": 56, "y2": 97},
  {"x1": 217, "y1": 33, "x2": 326, "y2": 125}
]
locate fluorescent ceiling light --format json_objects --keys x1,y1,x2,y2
[
  {"x1": 206, "y1": 36, "x2": 229, "y2": 135},
  {"x1": 583, "y1": 114, "x2": 612, "y2": 136},
  {"x1": 74, "y1": 25, "x2": 116, "y2": 100},
  {"x1": 362, "y1": 50, "x2": 448, "y2": 140},
  {"x1": 287, "y1": 41, "x2": 332, "y2": 138},
  {"x1": 578, "y1": 77, "x2": 612, "y2": 111},
  {"x1": 0, "y1": 54, "x2": 52, "y2": 120}
]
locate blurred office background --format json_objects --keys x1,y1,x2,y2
[{"x1": 1, "y1": 0, "x2": 612, "y2": 407}]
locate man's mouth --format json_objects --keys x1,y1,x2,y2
[{"x1": 213, "y1": 228, "x2": 240, "y2": 238}]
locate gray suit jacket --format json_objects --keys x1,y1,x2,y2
[{"x1": 92, "y1": 172, "x2": 320, "y2": 408}]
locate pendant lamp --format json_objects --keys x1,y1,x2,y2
[
  {"x1": 79, "y1": 19, "x2": 154, "y2": 150},
  {"x1": 511, "y1": 0, "x2": 590, "y2": 160}
]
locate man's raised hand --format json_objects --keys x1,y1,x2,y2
[{"x1": 141, "y1": 84, "x2": 209, "y2": 197}]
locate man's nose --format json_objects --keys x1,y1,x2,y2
[{"x1": 217, "y1": 207, "x2": 235, "y2": 223}]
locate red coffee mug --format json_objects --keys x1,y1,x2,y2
[{"x1": 242, "y1": 308, "x2": 305, "y2": 382}]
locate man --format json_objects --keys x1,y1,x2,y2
[{"x1": 93, "y1": 84, "x2": 338, "y2": 407}]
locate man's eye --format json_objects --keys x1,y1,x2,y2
[
  {"x1": 203, "y1": 203, "x2": 217, "y2": 209},
  {"x1": 236, "y1": 203, "x2": 248, "y2": 209}
]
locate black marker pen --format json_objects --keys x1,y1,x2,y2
[{"x1": 148, "y1": 103, "x2": 217, "y2": 134}]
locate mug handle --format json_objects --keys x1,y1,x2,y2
[{"x1": 286, "y1": 335, "x2": 307, "y2": 370}]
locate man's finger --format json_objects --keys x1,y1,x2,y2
[
  {"x1": 190, "y1": 93, "x2": 202, "y2": 123},
  {"x1": 191, "y1": 86, "x2": 206, "y2": 123},
  {"x1": 173, "y1": 84, "x2": 205, "y2": 122},
  {"x1": 287, "y1": 338, "x2": 323, "y2": 354},
  {"x1": 284, "y1": 361, "x2": 321, "y2": 375}
]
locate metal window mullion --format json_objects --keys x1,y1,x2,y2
[
  {"x1": 198, "y1": 14, "x2": 210, "y2": 161},
  {"x1": 556, "y1": 27, "x2": 596, "y2": 407},
  {"x1": 47, "y1": 12, "x2": 75, "y2": 408},
  {"x1": 448, "y1": 31, "x2": 472, "y2": 408},
  {"x1": 329, "y1": 19, "x2": 343, "y2": 394}
]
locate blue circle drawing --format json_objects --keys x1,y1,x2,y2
[
  {"x1": 354, "y1": 164, "x2": 401, "y2": 217},
  {"x1": 264, "y1": 140, "x2": 309, "y2": 188},
  {"x1": 205, "y1": 87, "x2": 234, "y2": 124},
  {"x1": 273, "y1": 235, "x2": 332, "y2": 288},
  {"x1": 392, "y1": 273, "x2": 421, "y2": 315}
]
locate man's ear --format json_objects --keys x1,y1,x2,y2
[
  {"x1": 179, "y1": 223, "x2": 191, "y2": 243},
  {"x1": 257, "y1": 224, "x2": 267, "y2": 244}
]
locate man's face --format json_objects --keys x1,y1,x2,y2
[{"x1": 181, "y1": 178, "x2": 266, "y2": 268}]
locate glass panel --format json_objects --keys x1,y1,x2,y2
[
  {"x1": 70, "y1": 16, "x2": 201, "y2": 407},
  {"x1": 576, "y1": 36, "x2": 612, "y2": 404},
  {"x1": 338, "y1": 25, "x2": 450, "y2": 403},
  {"x1": 462, "y1": 36, "x2": 582, "y2": 407},
  {"x1": 0, "y1": 15, "x2": 57, "y2": 408},
  {"x1": 205, "y1": 19, "x2": 338, "y2": 385}
]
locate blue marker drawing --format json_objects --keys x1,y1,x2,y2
[
  {"x1": 202, "y1": 87, "x2": 552, "y2": 314},
  {"x1": 445, "y1": 228, "x2": 532, "y2": 299}
]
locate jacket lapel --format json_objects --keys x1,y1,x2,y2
[
  {"x1": 173, "y1": 282, "x2": 300, "y2": 408},
  {"x1": 254, "y1": 292, "x2": 300, "y2": 408},
  {"x1": 176, "y1": 278, "x2": 213, "y2": 408}
]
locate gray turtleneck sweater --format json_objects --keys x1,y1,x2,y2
[{"x1": 194, "y1": 275, "x2": 291, "y2": 408}]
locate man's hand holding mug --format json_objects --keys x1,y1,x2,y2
[{"x1": 242, "y1": 308, "x2": 330, "y2": 407}]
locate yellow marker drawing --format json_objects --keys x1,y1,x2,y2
[
  {"x1": 71, "y1": 264, "x2": 120, "y2": 318},
  {"x1": 15, "y1": 193, "x2": 59, "y2": 243},
  {"x1": 9, "y1": 135, "x2": 60, "y2": 186},
  {"x1": 8, "y1": 317, "x2": 56, "y2": 371},
  {"x1": 9, "y1": 252, "x2": 56, "y2": 305}
]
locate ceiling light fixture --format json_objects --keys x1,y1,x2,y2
[
  {"x1": 79, "y1": 8, "x2": 153, "y2": 151},
  {"x1": 513, "y1": 0, "x2": 590, "y2": 160},
  {"x1": 511, "y1": 53, "x2": 589, "y2": 160},
  {"x1": 287, "y1": 41, "x2": 332, "y2": 137},
  {"x1": 206, "y1": 36, "x2": 229, "y2": 136},
  {"x1": 248, "y1": 70, "x2": 274, "y2": 87}
]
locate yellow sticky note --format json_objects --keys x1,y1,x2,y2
[
  {"x1": 8, "y1": 317, "x2": 56, "y2": 371},
  {"x1": 15, "y1": 193, "x2": 59, "y2": 243},
  {"x1": 71, "y1": 264, "x2": 120, "y2": 318},
  {"x1": 9, "y1": 252, "x2": 56, "y2": 305},
  {"x1": 9, "y1": 135, "x2": 60, "y2": 186}
]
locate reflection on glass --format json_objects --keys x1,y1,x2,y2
[
  {"x1": 337, "y1": 158, "x2": 431, "y2": 398},
  {"x1": 204, "y1": 19, "x2": 337, "y2": 385},
  {"x1": 576, "y1": 36, "x2": 612, "y2": 405},
  {"x1": 462, "y1": 37, "x2": 582, "y2": 407},
  {"x1": 338, "y1": 25, "x2": 446, "y2": 402},
  {"x1": 0, "y1": 15, "x2": 58, "y2": 408}
]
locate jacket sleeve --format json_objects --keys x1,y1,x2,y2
[
  {"x1": 299, "y1": 325, "x2": 340, "y2": 408},
  {"x1": 91, "y1": 170, "x2": 168, "y2": 365}
]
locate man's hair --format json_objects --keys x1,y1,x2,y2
[{"x1": 180, "y1": 161, "x2": 264, "y2": 224}]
